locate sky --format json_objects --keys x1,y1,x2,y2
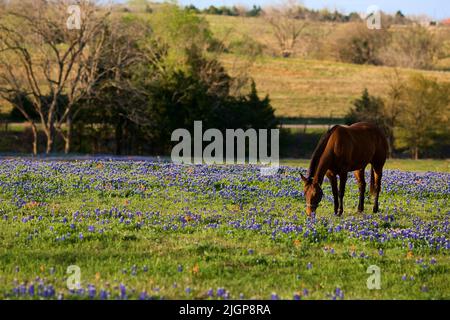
[{"x1": 116, "y1": 0, "x2": 450, "y2": 20}]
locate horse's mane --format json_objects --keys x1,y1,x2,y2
[{"x1": 307, "y1": 125, "x2": 339, "y2": 179}]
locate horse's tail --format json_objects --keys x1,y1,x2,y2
[{"x1": 370, "y1": 166, "x2": 375, "y2": 196}]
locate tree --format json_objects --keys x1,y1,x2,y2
[
  {"x1": 79, "y1": 15, "x2": 156, "y2": 155},
  {"x1": 333, "y1": 22, "x2": 387, "y2": 65},
  {"x1": 246, "y1": 5, "x2": 262, "y2": 17},
  {"x1": 382, "y1": 69, "x2": 406, "y2": 157},
  {"x1": 345, "y1": 88, "x2": 385, "y2": 127},
  {"x1": 378, "y1": 25, "x2": 440, "y2": 69},
  {"x1": 263, "y1": 0, "x2": 307, "y2": 58},
  {"x1": 0, "y1": 0, "x2": 109, "y2": 154},
  {"x1": 396, "y1": 74, "x2": 449, "y2": 159}
]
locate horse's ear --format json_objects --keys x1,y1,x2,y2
[{"x1": 300, "y1": 173, "x2": 308, "y2": 183}]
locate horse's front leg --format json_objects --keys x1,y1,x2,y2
[
  {"x1": 338, "y1": 171, "x2": 348, "y2": 216},
  {"x1": 327, "y1": 171, "x2": 339, "y2": 215},
  {"x1": 354, "y1": 169, "x2": 366, "y2": 213}
]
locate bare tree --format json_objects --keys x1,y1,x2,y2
[
  {"x1": 263, "y1": 0, "x2": 307, "y2": 57},
  {"x1": 86, "y1": 16, "x2": 157, "y2": 155},
  {"x1": 378, "y1": 24, "x2": 440, "y2": 70},
  {"x1": 0, "y1": 0, "x2": 109, "y2": 154}
]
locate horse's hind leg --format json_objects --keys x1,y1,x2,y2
[
  {"x1": 327, "y1": 171, "x2": 339, "y2": 215},
  {"x1": 354, "y1": 169, "x2": 366, "y2": 213},
  {"x1": 372, "y1": 166, "x2": 383, "y2": 213}
]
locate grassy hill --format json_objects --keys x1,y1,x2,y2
[
  {"x1": 205, "y1": 14, "x2": 450, "y2": 119},
  {"x1": 220, "y1": 54, "x2": 450, "y2": 119}
]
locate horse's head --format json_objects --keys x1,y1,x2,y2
[{"x1": 301, "y1": 173, "x2": 323, "y2": 216}]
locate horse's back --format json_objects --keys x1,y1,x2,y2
[{"x1": 331, "y1": 122, "x2": 388, "y2": 171}]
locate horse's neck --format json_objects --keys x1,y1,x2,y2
[{"x1": 312, "y1": 151, "x2": 332, "y2": 185}]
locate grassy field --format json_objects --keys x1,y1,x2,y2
[
  {"x1": 0, "y1": 159, "x2": 448, "y2": 300},
  {"x1": 220, "y1": 54, "x2": 450, "y2": 118},
  {"x1": 281, "y1": 159, "x2": 450, "y2": 173}
]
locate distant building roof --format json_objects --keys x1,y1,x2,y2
[{"x1": 441, "y1": 18, "x2": 450, "y2": 25}]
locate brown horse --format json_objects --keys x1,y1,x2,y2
[{"x1": 300, "y1": 122, "x2": 388, "y2": 216}]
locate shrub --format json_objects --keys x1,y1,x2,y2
[
  {"x1": 378, "y1": 25, "x2": 440, "y2": 70},
  {"x1": 333, "y1": 22, "x2": 388, "y2": 65},
  {"x1": 228, "y1": 36, "x2": 264, "y2": 56}
]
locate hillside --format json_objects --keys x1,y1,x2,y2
[
  {"x1": 220, "y1": 54, "x2": 450, "y2": 119},
  {"x1": 205, "y1": 14, "x2": 450, "y2": 119}
]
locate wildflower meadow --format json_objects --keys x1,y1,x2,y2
[{"x1": 0, "y1": 159, "x2": 448, "y2": 300}]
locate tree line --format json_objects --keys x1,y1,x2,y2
[{"x1": 184, "y1": 3, "x2": 411, "y2": 25}]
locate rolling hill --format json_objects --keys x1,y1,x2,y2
[{"x1": 206, "y1": 14, "x2": 450, "y2": 119}]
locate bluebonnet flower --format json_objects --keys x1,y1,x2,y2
[
  {"x1": 119, "y1": 284, "x2": 126, "y2": 299},
  {"x1": 28, "y1": 283, "x2": 35, "y2": 296},
  {"x1": 217, "y1": 288, "x2": 225, "y2": 297},
  {"x1": 100, "y1": 290, "x2": 108, "y2": 300},
  {"x1": 139, "y1": 291, "x2": 147, "y2": 300},
  {"x1": 88, "y1": 284, "x2": 96, "y2": 298}
]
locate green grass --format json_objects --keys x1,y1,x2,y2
[
  {"x1": 281, "y1": 159, "x2": 450, "y2": 173},
  {"x1": 0, "y1": 159, "x2": 448, "y2": 300}
]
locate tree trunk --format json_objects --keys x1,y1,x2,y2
[
  {"x1": 64, "y1": 116, "x2": 72, "y2": 154},
  {"x1": 30, "y1": 123, "x2": 38, "y2": 156},
  {"x1": 115, "y1": 118, "x2": 123, "y2": 155},
  {"x1": 387, "y1": 134, "x2": 395, "y2": 158},
  {"x1": 45, "y1": 126, "x2": 54, "y2": 154},
  {"x1": 413, "y1": 146, "x2": 419, "y2": 160}
]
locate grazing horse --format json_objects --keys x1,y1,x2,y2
[{"x1": 300, "y1": 122, "x2": 388, "y2": 216}]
